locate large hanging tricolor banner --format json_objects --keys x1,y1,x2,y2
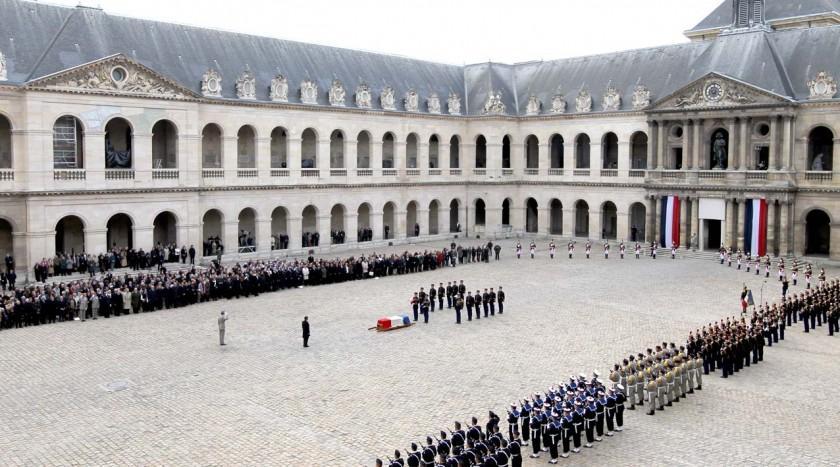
[
  {"x1": 743, "y1": 198, "x2": 768, "y2": 256},
  {"x1": 659, "y1": 196, "x2": 681, "y2": 247}
]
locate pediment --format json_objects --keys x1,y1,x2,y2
[
  {"x1": 26, "y1": 54, "x2": 197, "y2": 100},
  {"x1": 650, "y1": 72, "x2": 793, "y2": 111}
]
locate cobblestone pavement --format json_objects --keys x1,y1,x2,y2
[{"x1": 1, "y1": 239, "x2": 838, "y2": 466}]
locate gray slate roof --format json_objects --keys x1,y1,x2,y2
[
  {"x1": 1, "y1": 0, "x2": 839, "y2": 116},
  {"x1": 688, "y1": 0, "x2": 840, "y2": 32}
]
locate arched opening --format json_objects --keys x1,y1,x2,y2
[
  {"x1": 575, "y1": 200, "x2": 590, "y2": 237},
  {"x1": 237, "y1": 125, "x2": 256, "y2": 169},
  {"x1": 667, "y1": 125, "x2": 684, "y2": 169},
  {"x1": 602, "y1": 132, "x2": 618, "y2": 169},
  {"x1": 153, "y1": 211, "x2": 177, "y2": 247},
  {"x1": 475, "y1": 135, "x2": 487, "y2": 168},
  {"x1": 104, "y1": 117, "x2": 132, "y2": 169},
  {"x1": 270, "y1": 127, "x2": 288, "y2": 168},
  {"x1": 357, "y1": 203, "x2": 372, "y2": 242},
  {"x1": 302, "y1": 205, "x2": 319, "y2": 246},
  {"x1": 152, "y1": 120, "x2": 177, "y2": 169},
  {"x1": 805, "y1": 209, "x2": 830, "y2": 255},
  {"x1": 550, "y1": 199, "x2": 563, "y2": 234},
  {"x1": 429, "y1": 200, "x2": 440, "y2": 235},
  {"x1": 525, "y1": 135, "x2": 539, "y2": 169},
  {"x1": 502, "y1": 135, "x2": 511, "y2": 169},
  {"x1": 629, "y1": 203, "x2": 647, "y2": 242},
  {"x1": 301, "y1": 128, "x2": 317, "y2": 168},
  {"x1": 550, "y1": 134, "x2": 564, "y2": 169},
  {"x1": 407, "y1": 201, "x2": 419, "y2": 237},
  {"x1": 382, "y1": 133, "x2": 395, "y2": 168},
  {"x1": 271, "y1": 206, "x2": 289, "y2": 250},
  {"x1": 201, "y1": 123, "x2": 222, "y2": 168},
  {"x1": 237, "y1": 208, "x2": 256, "y2": 252},
  {"x1": 55, "y1": 215, "x2": 85, "y2": 254},
  {"x1": 502, "y1": 199, "x2": 511, "y2": 225},
  {"x1": 808, "y1": 126, "x2": 834, "y2": 171},
  {"x1": 0, "y1": 115, "x2": 11, "y2": 169},
  {"x1": 106, "y1": 213, "x2": 133, "y2": 250},
  {"x1": 631, "y1": 132, "x2": 648, "y2": 169},
  {"x1": 601, "y1": 201, "x2": 618, "y2": 239},
  {"x1": 330, "y1": 204, "x2": 346, "y2": 244},
  {"x1": 429, "y1": 135, "x2": 440, "y2": 168},
  {"x1": 475, "y1": 199, "x2": 486, "y2": 226},
  {"x1": 330, "y1": 130, "x2": 345, "y2": 168},
  {"x1": 576, "y1": 134, "x2": 591, "y2": 168},
  {"x1": 449, "y1": 136, "x2": 460, "y2": 168},
  {"x1": 449, "y1": 199, "x2": 460, "y2": 232},
  {"x1": 406, "y1": 133, "x2": 418, "y2": 168},
  {"x1": 526, "y1": 198, "x2": 539, "y2": 233},
  {"x1": 357, "y1": 131, "x2": 371, "y2": 169},
  {"x1": 709, "y1": 128, "x2": 729, "y2": 170},
  {"x1": 53, "y1": 115, "x2": 84, "y2": 169},
  {"x1": 383, "y1": 202, "x2": 396, "y2": 239},
  {"x1": 0, "y1": 219, "x2": 12, "y2": 271},
  {"x1": 202, "y1": 210, "x2": 223, "y2": 255}
]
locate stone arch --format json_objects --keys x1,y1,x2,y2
[
  {"x1": 202, "y1": 209, "x2": 224, "y2": 253},
  {"x1": 302, "y1": 205, "x2": 319, "y2": 246},
  {"x1": 153, "y1": 211, "x2": 178, "y2": 247},
  {"x1": 630, "y1": 131, "x2": 648, "y2": 169},
  {"x1": 575, "y1": 133, "x2": 591, "y2": 169},
  {"x1": 55, "y1": 215, "x2": 85, "y2": 254},
  {"x1": 406, "y1": 133, "x2": 419, "y2": 168},
  {"x1": 357, "y1": 203, "x2": 372, "y2": 241},
  {"x1": 53, "y1": 115, "x2": 85, "y2": 169},
  {"x1": 550, "y1": 134, "x2": 564, "y2": 169},
  {"x1": 475, "y1": 135, "x2": 487, "y2": 168},
  {"x1": 106, "y1": 213, "x2": 134, "y2": 250},
  {"x1": 574, "y1": 200, "x2": 590, "y2": 237},
  {"x1": 301, "y1": 128, "x2": 318, "y2": 168},
  {"x1": 502, "y1": 135, "x2": 511, "y2": 169},
  {"x1": 629, "y1": 202, "x2": 647, "y2": 242},
  {"x1": 406, "y1": 201, "x2": 419, "y2": 236},
  {"x1": 449, "y1": 135, "x2": 461, "y2": 168},
  {"x1": 151, "y1": 119, "x2": 178, "y2": 169},
  {"x1": 429, "y1": 134, "x2": 440, "y2": 168},
  {"x1": 602, "y1": 132, "x2": 618, "y2": 169},
  {"x1": 330, "y1": 129, "x2": 345, "y2": 168},
  {"x1": 502, "y1": 198, "x2": 511, "y2": 225},
  {"x1": 271, "y1": 206, "x2": 289, "y2": 250},
  {"x1": 474, "y1": 198, "x2": 486, "y2": 226},
  {"x1": 805, "y1": 209, "x2": 831, "y2": 255},
  {"x1": 429, "y1": 199, "x2": 440, "y2": 235},
  {"x1": 0, "y1": 218, "x2": 12, "y2": 271},
  {"x1": 382, "y1": 132, "x2": 395, "y2": 168},
  {"x1": 237, "y1": 208, "x2": 257, "y2": 251},
  {"x1": 271, "y1": 126, "x2": 288, "y2": 168},
  {"x1": 601, "y1": 201, "x2": 618, "y2": 239},
  {"x1": 330, "y1": 204, "x2": 346, "y2": 243},
  {"x1": 237, "y1": 125, "x2": 257, "y2": 169},
  {"x1": 525, "y1": 197, "x2": 539, "y2": 233},
  {"x1": 525, "y1": 135, "x2": 539, "y2": 169},
  {"x1": 201, "y1": 123, "x2": 223, "y2": 168},
  {"x1": 357, "y1": 131, "x2": 371, "y2": 169},
  {"x1": 104, "y1": 116, "x2": 133, "y2": 169},
  {"x1": 383, "y1": 201, "x2": 396, "y2": 239},
  {"x1": 550, "y1": 199, "x2": 563, "y2": 235},
  {"x1": 808, "y1": 126, "x2": 834, "y2": 171},
  {"x1": 449, "y1": 199, "x2": 461, "y2": 232}
]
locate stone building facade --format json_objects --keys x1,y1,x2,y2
[{"x1": 0, "y1": 0, "x2": 839, "y2": 277}]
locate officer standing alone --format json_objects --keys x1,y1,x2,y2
[{"x1": 218, "y1": 310, "x2": 229, "y2": 346}]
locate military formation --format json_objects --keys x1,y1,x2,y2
[{"x1": 410, "y1": 282, "x2": 505, "y2": 324}]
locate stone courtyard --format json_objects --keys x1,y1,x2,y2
[{"x1": 1, "y1": 239, "x2": 838, "y2": 466}]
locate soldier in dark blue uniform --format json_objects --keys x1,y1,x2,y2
[
  {"x1": 473, "y1": 291, "x2": 482, "y2": 320},
  {"x1": 428, "y1": 284, "x2": 436, "y2": 311},
  {"x1": 497, "y1": 286, "x2": 505, "y2": 314}
]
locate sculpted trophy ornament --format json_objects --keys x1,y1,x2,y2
[
  {"x1": 0, "y1": 50, "x2": 6, "y2": 81},
  {"x1": 632, "y1": 85, "x2": 651, "y2": 110},
  {"x1": 235, "y1": 70, "x2": 256, "y2": 100},
  {"x1": 807, "y1": 71, "x2": 837, "y2": 100},
  {"x1": 355, "y1": 82, "x2": 372, "y2": 108},
  {"x1": 404, "y1": 89, "x2": 419, "y2": 112},
  {"x1": 329, "y1": 79, "x2": 346, "y2": 106},
  {"x1": 526, "y1": 95, "x2": 541, "y2": 115},
  {"x1": 269, "y1": 74, "x2": 289, "y2": 102},
  {"x1": 481, "y1": 90, "x2": 506, "y2": 115},
  {"x1": 427, "y1": 93, "x2": 441, "y2": 114},
  {"x1": 575, "y1": 89, "x2": 592, "y2": 113},
  {"x1": 380, "y1": 86, "x2": 396, "y2": 110},
  {"x1": 550, "y1": 90, "x2": 566, "y2": 113},
  {"x1": 201, "y1": 68, "x2": 222, "y2": 97},
  {"x1": 448, "y1": 92, "x2": 461, "y2": 115},
  {"x1": 602, "y1": 86, "x2": 621, "y2": 111},
  {"x1": 300, "y1": 79, "x2": 318, "y2": 104}
]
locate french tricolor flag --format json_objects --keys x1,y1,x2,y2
[
  {"x1": 743, "y1": 199, "x2": 768, "y2": 257},
  {"x1": 659, "y1": 196, "x2": 680, "y2": 248}
]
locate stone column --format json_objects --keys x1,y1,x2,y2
[
  {"x1": 223, "y1": 220, "x2": 239, "y2": 255},
  {"x1": 617, "y1": 140, "x2": 630, "y2": 175},
  {"x1": 317, "y1": 215, "x2": 331, "y2": 246},
  {"x1": 370, "y1": 210, "x2": 384, "y2": 241},
  {"x1": 563, "y1": 141, "x2": 575, "y2": 172},
  {"x1": 591, "y1": 141, "x2": 603, "y2": 177},
  {"x1": 486, "y1": 141, "x2": 503, "y2": 172},
  {"x1": 394, "y1": 141, "x2": 406, "y2": 174},
  {"x1": 724, "y1": 198, "x2": 734, "y2": 248},
  {"x1": 256, "y1": 218, "x2": 271, "y2": 253},
  {"x1": 726, "y1": 119, "x2": 737, "y2": 170},
  {"x1": 288, "y1": 217, "x2": 303, "y2": 250},
  {"x1": 768, "y1": 116, "x2": 779, "y2": 171},
  {"x1": 134, "y1": 226, "x2": 154, "y2": 252},
  {"x1": 767, "y1": 200, "x2": 777, "y2": 256},
  {"x1": 690, "y1": 198, "x2": 700, "y2": 250},
  {"x1": 462, "y1": 143, "x2": 475, "y2": 172},
  {"x1": 683, "y1": 120, "x2": 692, "y2": 170},
  {"x1": 395, "y1": 210, "x2": 406, "y2": 239},
  {"x1": 680, "y1": 197, "x2": 689, "y2": 248},
  {"x1": 738, "y1": 117, "x2": 749, "y2": 170},
  {"x1": 317, "y1": 138, "x2": 331, "y2": 169},
  {"x1": 417, "y1": 209, "x2": 429, "y2": 236},
  {"x1": 656, "y1": 121, "x2": 666, "y2": 170},
  {"x1": 86, "y1": 131, "x2": 106, "y2": 184},
  {"x1": 648, "y1": 196, "x2": 658, "y2": 244},
  {"x1": 346, "y1": 140, "x2": 358, "y2": 172},
  {"x1": 562, "y1": 207, "x2": 574, "y2": 238},
  {"x1": 345, "y1": 212, "x2": 358, "y2": 243},
  {"x1": 223, "y1": 136, "x2": 237, "y2": 177},
  {"x1": 510, "y1": 139, "x2": 525, "y2": 176},
  {"x1": 617, "y1": 208, "x2": 629, "y2": 242},
  {"x1": 540, "y1": 140, "x2": 551, "y2": 174},
  {"x1": 736, "y1": 198, "x2": 745, "y2": 249},
  {"x1": 589, "y1": 210, "x2": 601, "y2": 240},
  {"x1": 778, "y1": 201, "x2": 790, "y2": 256},
  {"x1": 288, "y1": 136, "x2": 302, "y2": 174},
  {"x1": 371, "y1": 138, "x2": 383, "y2": 172},
  {"x1": 538, "y1": 206, "x2": 551, "y2": 235},
  {"x1": 693, "y1": 119, "x2": 703, "y2": 170},
  {"x1": 781, "y1": 116, "x2": 792, "y2": 171},
  {"x1": 647, "y1": 122, "x2": 657, "y2": 170},
  {"x1": 417, "y1": 142, "x2": 429, "y2": 172},
  {"x1": 510, "y1": 206, "x2": 525, "y2": 234},
  {"x1": 134, "y1": 133, "x2": 152, "y2": 183}
]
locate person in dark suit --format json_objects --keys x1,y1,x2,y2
[{"x1": 302, "y1": 316, "x2": 310, "y2": 348}]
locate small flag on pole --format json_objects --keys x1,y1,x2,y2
[{"x1": 747, "y1": 289, "x2": 755, "y2": 306}]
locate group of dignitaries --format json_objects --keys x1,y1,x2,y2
[
  {"x1": 378, "y1": 373, "x2": 629, "y2": 467},
  {"x1": 0, "y1": 243, "x2": 500, "y2": 331},
  {"x1": 410, "y1": 282, "x2": 505, "y2": 324}
]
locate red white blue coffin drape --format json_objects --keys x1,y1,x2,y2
[
  {"x1": 659, "y1": 196, "x2": 681, "y2": 248},
  {"x1": 743, "y1": 199, "x2": 768, "y2": 257}
]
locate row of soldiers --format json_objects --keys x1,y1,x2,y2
[
  {"x1": 515, "y1": 240, "x2": 658, "y2": 260},
  {"x1": 784, "y1": 279, "x2": 840, "y2": 334},
  {"x1": 411, "y1": 282, "x2": 506, "y2": 324}
]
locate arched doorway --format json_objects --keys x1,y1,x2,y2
[
  {"x1": 271, "y1": 127, "x2": 288, "y2": 168},
  {"x1": 601, "y1": 202, "x2": 617, "y2": 239},
  {"x1": 575, "y1": 200, "x2": 590, "y2": 237},
  {"x1": 602, "y1": 132, "x2": 618, "y2": 169},
  {"x1": 53, "y1": 115, "x2": 85, "y2": 169},
  {"x1": 576, "y1": 134, "x2": 591, "y2": 168},
  {"x1": 805, "y1": 209, "x2": 830, "y2": 255},
  {"x1": 629, "y1": 203, "x2": 647, "y2": 242},
  {"x1": 383, "y1": 202, "x2": 396, "y2": 239},
  {"x1": 550, "y1": 134, "x2": 564, "y2": 169},
  {"x1": 271, "y1": 206, "x2": 289, "y2": 250},
  {"x1": 55, "y1": 215, "x2": 85, "y2": 254},
  {"x1": 808, "y1": 126, "x2": 834, "y2": 171},
  {"x1": 382, "y1": 133, "x2": 395, "y2": 168},
  {"x1": 357, "y1": 203, "x2": 372, "y2": 242},
  {"x1": 330, "y1": 130, "x2": 345, "y2": 168},
  {"x1": 202, "y1": 210, "x2": 223, "y2": 255},
  {"x1": 357, "y1": 131, "x2": 371, "y2": 169},
  {"x1": 502, "y1": 199, "x2": 511, "y2": 225},
  {"x1": 301, "y1": 128, "x2": 317, "y2": 168},
  {"x1": 406, "y1": 133, "x2": 418, "y2": 168},
  {"x1": 331, "y1": 204, "x2": 346, "y2": 244},
  {"x1": 525, "y1": 135, "x2": 539, "y2": 169},
  {"x1": 201, "y1": 123, "x2": 222, "y2": 168},
  {"x1": 302, "y1": 205, "x2": 318, "y2": 246},
  {"x1": 429, "y1": 200, "x2": 440, "y2": 235},
  {"x1": 709, "y1": 129, "x2": 729, "y2": 169},
  {"x1": 526, "y1": 198, "x2": 538, "y2": 233},
  {"x1": 406, "y1": 201, "x2": 419, "y2": 237},
  {"x1": 449, "y1": 199, "x2": 460, "y2": 232},
  {"x1": 153, "y1": 211, "x2": 177, "y2": 247},
  {"x1": 475, "y1": 135, "x2": 487, "y2": 168},
  {"x1": 550, "y1": 199, "x2": 563, "y2": 235},
  {"x1": 0, "y1": 219, "x2": 12, "y2": 271},
  {"x1": 237, "y1": 125, "x2": 256, "y2": 169},
  {"x1": 449, "y1": 136, "x2": 460, "y2": 168},
  {"x1": 237, "y1": 208, "x2": 256, "y2": 252},
  {"x1": 151, "y1": 120, "x2": 177, "y2": 169},
  {"x1": 104, "y1": 117, "x2": 132, "y2": 168},
  {"x1": 475, "y1": 199, "x2": 486, "y2": 226},
  {"x1": 106, "y1": 213, "x2": 133, "y2": 250},
  {"x1": 631, "y1": 132, "x2": 648, "y2": 169}
]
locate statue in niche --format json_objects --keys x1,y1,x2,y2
[
  {"x1": 812, "y1": 153, "x2": 825, "y2": 171},
  {"x1": 711, "y1": 132, "x2": 728, "y2": 169}
]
